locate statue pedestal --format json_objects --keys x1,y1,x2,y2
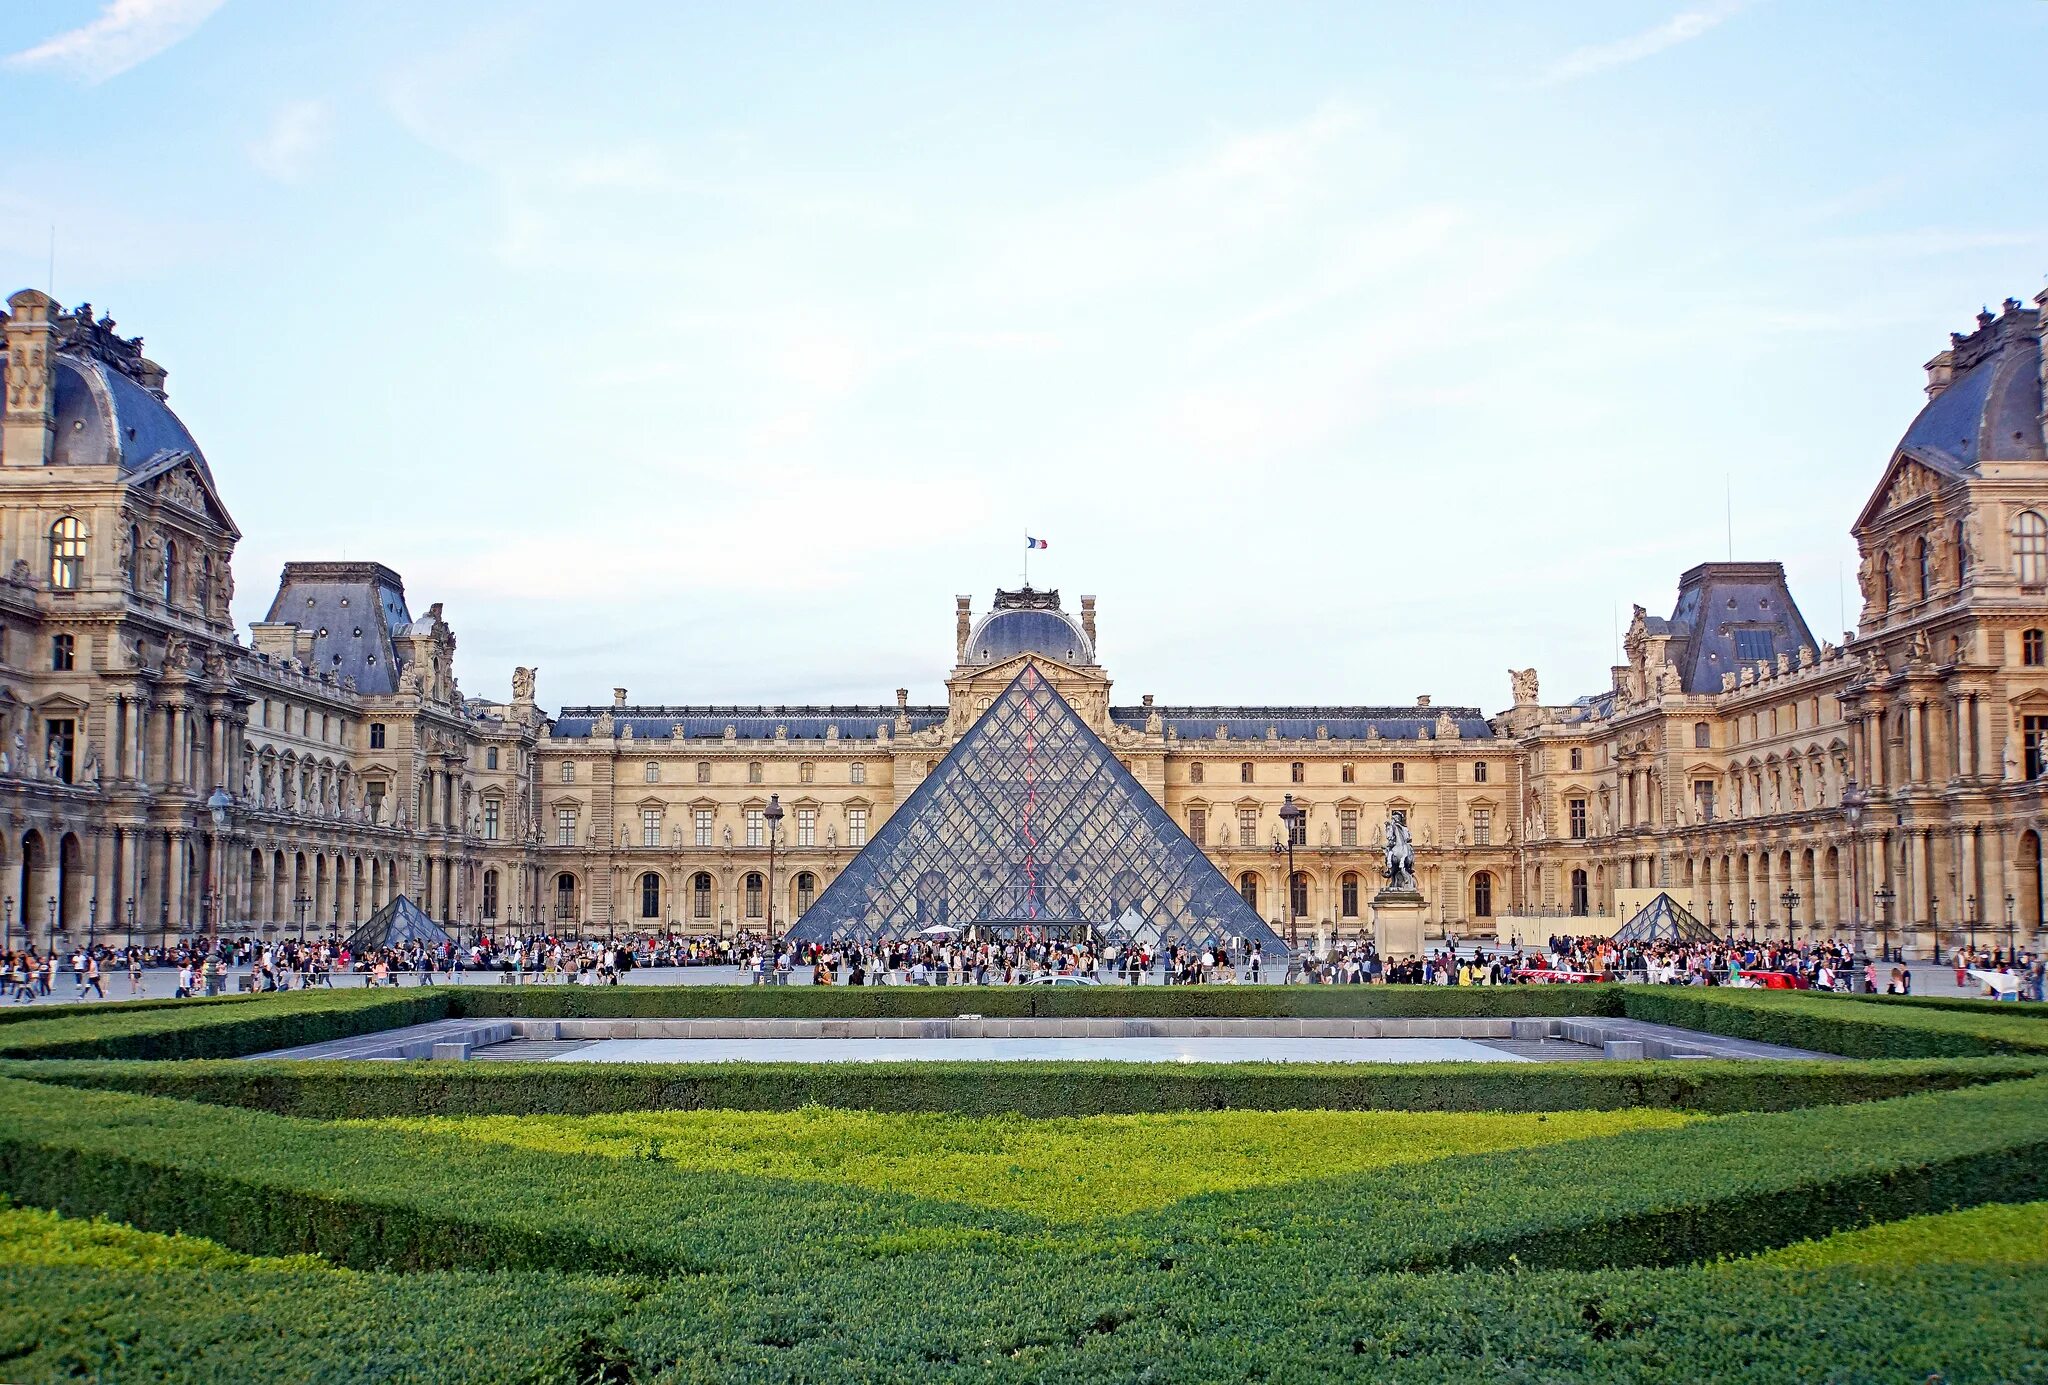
[{"x1": 1371, "y1": 888, "x2": 1427, "y2": 960}]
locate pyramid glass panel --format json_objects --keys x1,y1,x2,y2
[
  {"x1": 787, "y1": 663, "x2": 1289, "y2": 956},
  {"x1": 1610, "y1": 892, "x2": 1722, "y2": 947},
  {"x1": 344, "y1": 895, "x2": 453, "y2": 954}
]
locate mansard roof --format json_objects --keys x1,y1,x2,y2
[
  {"x1": 551, "y1": 705, "x2": 947, "y2": 741},
  {"x1": 262, "y1": 561, "x2": 414, "y2": 695},
  {"x1": 961, "y1": 587, "x2": 1095, "y2": 667},
  {"x1": 1896, "y1": 299, "x2": 2044, "y2": 474},
  {"x1": 1108, "y1": 706, "x2": 1493, "y2": 740},
  {"x1": 1660, "y1": 562, "x2": 1817, "y2": 695}
]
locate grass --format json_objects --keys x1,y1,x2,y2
[
  {"x1": 1750, "y1": 1199, "x2": 2048, "y2": 1267},
  {"x1": 358, "y1": 1105, "x2": 1701, "y2": 1221}
]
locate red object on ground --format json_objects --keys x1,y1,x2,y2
[{"x1": 1738, "y1": 969, "x2": 1806, "y2": 990}]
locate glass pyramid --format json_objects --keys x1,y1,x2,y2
[
  {"x1": 787, "y1": 663, "x2": 1288, "y2": 956},
  {"x1": 344, "y1": 895, "x2": 453, "y2": 954},
  {"x1": 1610, "y1": 892, "x2": 1722, "y2": 947}
]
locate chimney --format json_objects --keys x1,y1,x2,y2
[
  {"x1": 1080, "y1": 594, "x2": 1097, "y2": 646},
  {"x1": 955, "y1": 595, "x2": 972, "y2": 660},
  {"x1": 2, "y1": 289, "x2": 58, "y2": 467},
  {"x1": 1923, "y1": 347, "x2": 1954, "y2": 400},
  {"x1": 612, "y1": 687, "x2": 628, "y2": 708}
]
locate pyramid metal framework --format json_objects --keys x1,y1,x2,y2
[
  {"x1": 343, "y1": 895, "x2": 452, "y2": 954},
  {"x1": 1610, "y1": 892, "x2": 1722, "y2": 947},
  {"x1": 786, "y1": 663, "x2": 1289, "y2": 956}
]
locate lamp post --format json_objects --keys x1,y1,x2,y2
[
  {"x1": 1966, "y1": 893, "x2": 1978, "y2": 958},
  {"x1": 45, "y1": 896, "x2": 56, "y2": 951},
  {"x1": 3, "y1": 895, "x2": 11, "y2": 954},
  {"x1": 205, "y1": 787, "x2": 233, "y2": 947},
  {"x1": 2006, "y1": 892, "x2": 2018, "y2": 963},
  {"x1": 1726, "y1": 898, "x2": 1735, "y2": 940},
  {"x1": 1842, "y1": 780, "x2": 1864, "y2": 957},
  {"x1": 293, "y1": 892, "x2": 311, "y2": 947},
  {"x1": 763, "y1": 793, "x2": 784, "y2": 943},
  {"x1": 1929, "y1": 896, "x2": 1941, "y2": 965},
  {"x1": 1780, "y1": 888, "x2": 1799, "y2": 946},
  {"x1": 1746, "y1": 899, "x2": 1756, "y2": 940},
  {"x1": 124, "y1": 897, "x2": 135, "y2": 952},
  {"x1": 1874, "y1": 885, "x2": 1895, "y2": 963},
  {"x1": 1278, "y1": 794, "x2": 1304, "y2": 953}
]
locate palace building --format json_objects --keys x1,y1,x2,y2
[{"x1": 3, "y1": 284, "x2": 2047, "y2": 958}]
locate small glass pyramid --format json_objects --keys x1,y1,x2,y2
[
  {"x1": 787, "y1": 662, "x2": 1288, "y2": 956},
  {"x1": 344, "y1": 895, "x2": 453, "y2": 954},
  {"x1": 1610, "y1": 892, "x2": 1722, "y2": 947}
]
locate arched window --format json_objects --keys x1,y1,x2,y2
[
  {"x1": 2016, "y1": 511, "x2": 2048, "y2": 588},
  {"x1": 645, "y1": 761, "x2": 660, "y2": 783},
  {"x1": 744, "y1": 871, "x2": 763, "y2": 919},
  {"x1": 481, "y1": 869, "x2": 499, "y2": 919},
  {"x1": 1340, "y1": 872, "x2": 1359, "y2": 918},
  {"x1": 639, "y1": 872, "x2": 661, "y2": 919},
  {"x1": 1570, "y1": 868, "x2": 1590, "y2": 917},
  {"x1": 2026, "y1": 630, "x2": 2046, "y2": 667},
  {"x1": 795, "y1": 871, "x2": 816, "y2": 915},
  {"x1": 1289, "y1": 871, "x2": 1309, "y2": 918},
  {"x1": 1238, "y1": 872, "x2": 1259, "y2": 912},
  {"x1": 691, "y1": 871, "x2": 712, "y2": 920},
  {"x1": 1471, "y1": 871, "x2": 1493, "y2": 918},
  {"x1": 48, "y1": 517, "x2": 85, "y2": 590}
]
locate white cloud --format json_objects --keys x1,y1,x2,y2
[
  {"x1": 247, "y1": 100, "x2": 330, "y2": 182},
  {"x1": 1538, "y1": 2, "x2": 1747, "y2": 86},
  {"x1": 5, "y1": 0, "x2": 226, "y2": 82}
]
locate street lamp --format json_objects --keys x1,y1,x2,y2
[
  {"x1": 2006, "y1": 892, "x2": 2018, "y2": 962},
  {"x1": 293, "y1": 892, "x2": 311, "y2": 947},
  {"x1": 45, "y1": 896, "x2": 56, "y2": 950},
  {"x1": 1278, "y1": 794, "x2": 1304, "y2": 953},
  {"x1": 87, "y1": 895, "x2": 98, "y2": 953},
  {"x1": 1874, "y1": 885, "x2": 1895, "y2": 963},
  {"x1": 1780, "y1": 888, "x2": 1799, "y2": 945},
  {"x1": 1747, "y1": 899, "x2": 1756, "y2": 938},
  {"x1": 2, "y1": 896, "x2": 11, "y2": 954},
  {"x1": 124, "y1": 897, "x2": 135, "y2": 951},
  {"x1": 1966, "y1": 893, "x2": 1978, "y2": 958},
  {"x1": 763, "y1": 793, "x2": 784, "y2": 942},
  {"x1": 206, "y1": 787, "x2": 233, "y2": 946}
]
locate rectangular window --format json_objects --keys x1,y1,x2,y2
[
  {"x1": 1290, "y1": 762, "x2": 1305, "y2": 783},
  {"x1": 1733, "y1": 628, "x2": 1776, "y2": 663},
  {"x1": 696, "y1": 761, "x2": 712, "y2": 784},
  {"x1": 561, "y1": 763, "x2": 575, "y2": 783},
  {"x1": 1694, "y1": 722, "x2": 1711, "y2": 749},
  {"x1": 1341, "y1": 875, "x2": 1360, "y2": 917},
  {"x1": 694, "y1": 808, "x2": 713, "y2": 847},
  {"x1": 1569, "y1": 747, "x2": 1583, "y2": 771},
  {"x1": 850, "y1": 762, "x2": 866, "y2": 784},
  {"x1": 1189, "y1": 762, "x2": 1204, "y2": 784},
  {"x1": 1188, "y1": 807, "x2": 1207, "y2": 844},
  {"x1": 1472, "y1": 807, "x2": 1491, "y2": 846},
  {"x1": 1340, "y1": 808, "x2": 1358, "y2": 847},
  {"x1": 848, "y1": 807, "x2": 867, "y2": 846},
  {"x1": 50, "y1": 634, "x2": 73, "y2": 671},
  {"x1": 1340, "y1": 763, "x2": 1354, "y2": 784},
  {"x1": 645, "y1": 762, "x2": 660, "y2": 783},
  {"x1": 1391, "y1": 762, "x2": 1405, "y2": 784},
  {"x1": 2027, "y1": 716, "x2": 2048, "y2": 780},
  {"x1": 1568, "y1": 797, "x2": 1587, "y2": 840},
  {"x1": 1286, "y1": 809, "x2": 1306, "y2": 847},
  {"x1": 1693, "y1": 781, "x2": 1715, "y2": 822},
  {"x1": 1240, "y1": 762, "x2": 1254, "y2": 784},
  {"x1": 745, "y1": 808, "x2": 764, "y2": 847},
  {"x1": 369, "y1": 723, "x2": 385, "y2": 750},
  {"x1": 797, "y1": 806, "x2": 816, "y2": 847},
  {"x1": 748, "y1": 762, "x2": 763, "y2": 784},
  {"x1": 693, "y1": 876, "x2": 712, "y2": 918},
  {"x1": 44, "y1": 718, "x2": 74, "y2": 782},
  {"x1": 486, "y1": 747, "x2": 499, "y2": 770},
  {"x1": 1238, "y1": 807, "x2": 1258, "y2": 847},
  {"x1": 556, "y1": 806, "x2": 577, "y2": 845},
  {"x1": 482, "y1": 872, "x2": 499, "y2": 919},
  {"x1": 366, "y1": 781, "x2": 386, "y2": 824},
  {"x1": 482, "y1": 799, "x2": 500, "y2": 840},
  {"x1": 1473, "y1": 762, "x2": 1488, "y2": 783},
  {"x1": 642, "y1": 807, "x2": 662, "y2": 847}
]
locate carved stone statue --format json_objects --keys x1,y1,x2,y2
[
  {"x1": 14, "y1": 732, "x2": 31, "y2": 780},
  {"x1": 80, "y1": 741, "x2": 100, "y2": 786},
  {"x1": 1509, "y1": 668, "x2": 1539, "y2": 705},
  {"x1": 511, "y1": 666, "x2": 537, "y2": 702},
  {"x1": 1381, "y1": 812, "x2": 1418, "y2": 893}
]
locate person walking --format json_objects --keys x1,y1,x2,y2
[{"x1": 81, "y1": 953, "x2": 105, "y2": 999}]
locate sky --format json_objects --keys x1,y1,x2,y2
[{"x1": 3, "y1": 1, "x2": 2045, "y2": 714}]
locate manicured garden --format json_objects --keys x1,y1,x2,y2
[{"x1": 1, "y1": 984, "x2": 2045, "y2": 1381}]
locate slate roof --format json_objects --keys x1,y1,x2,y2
[
  {"x1": 1897, "y1": 303, "x2": 2044, "y2": 473},
  {"x1": 551, "y1": 707, "x2": 948, "y2": 740},
  {"x1": 1110, "y1": 707, "x2": 1494, "y2": 740},
  {"x1": 261, "y1": 562, "x2": 413, "y2": 695},
  {"x1": 1661, "y1": 562, "x2": 1817, "y2": 696},
  {"x1": 50, "y1": 353, "x2": 210, "y2": 473},
  {"x1": 961, "y1": 607, "x2": 1095, "y2": 666}
]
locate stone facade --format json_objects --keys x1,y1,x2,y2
[{"x1": 4, "y1": 285, "x2": 2047, "y2": 958}]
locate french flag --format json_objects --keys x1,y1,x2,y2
[{"x1": 1025, "y1": 535, "x2": 1049, "y2": 550}]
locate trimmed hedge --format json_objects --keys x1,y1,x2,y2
[
  {"x1": 1621, "y1": 986, "x2": 2048, "y2": 1058},
  {"x1": 1748, "y1": 1198, "x2": 2048, "y2": 1267},
  {"x1": 3, "y1": 1075, "x2": 2047, "y2": 1278},
  {"x1": 9, "y1": 1053, "x2": 2042, "y2": 1119},
  {"x1": 0, "y1": 988, "x2": 452, "y2": 1061}
]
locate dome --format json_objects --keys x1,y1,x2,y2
[
  {"x1": 962, "y1": 589, "x2": 1095, "y2": 666},
  {"x1": 50, "y1": 351, "x2": 208, "y2": 472},
  {"x1": 1896, "y1": 300, "x2": 2044, "y2": 474}
]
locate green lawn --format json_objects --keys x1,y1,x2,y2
[{"x1": 360, "y1": 1105, "x2": 1698, "y2": 1220}]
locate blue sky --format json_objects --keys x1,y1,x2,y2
[{"x1": 4, "y1": 1, "x2": 2045, "y2": 713}]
